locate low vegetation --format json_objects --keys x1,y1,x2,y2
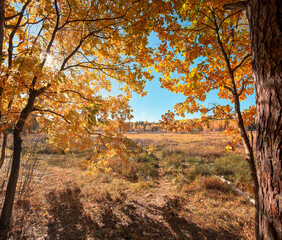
[{"x1": 0, "y1": 132, "x2": 255, "y2": 239}]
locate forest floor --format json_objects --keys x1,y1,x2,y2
[{"x1": 0, "y1": 132, "x2": 255, "y2": 239}]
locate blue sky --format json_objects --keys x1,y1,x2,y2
[
  {"x1": 129, "y1": 71, "x2": 255, "y2": 122},
  {"x1": 127, "y1": 32, "x2": 255, "y2": 122},
  {"x1": 106, "y1": 32, "x2": 256, "y2": 122}
]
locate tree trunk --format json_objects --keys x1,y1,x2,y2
[
  {"x1": 0, "y1": 0, "x2": 5, "y2": 116},
  {"x1": 233, "y1": 91, "x2": 260, "y2": 239},
  {"x1": 212, "y1": 15, "x2": 260, "y2": 236},
  {"x1": 0, "y1": 92, "x2": 36, "y2": 236},
  {"x1": 0, "y1": 130, "x2": 8, "y2": 169},
  {"x1": 247, "y1": 1, "x2": 282, "y2": 239},
  {"x1": 0, "y1": 129, "x2": 22, "y2": 235},
  {"x1": 0, "y1": 0, "x2": 5, "y2": 60}
]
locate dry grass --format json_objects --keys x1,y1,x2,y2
[{"x1": 0, "y1": 132, "x2": 255, "y2": 239}]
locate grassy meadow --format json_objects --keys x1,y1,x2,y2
[{"x1": 0, "y1": 132, "x2": 255, "y2": 239}]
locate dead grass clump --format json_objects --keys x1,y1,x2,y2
[
  {"x1": 180, "y1": 176, "x2": 231, "y2": 195},
  {"x1": 180, "y1": 177, "x2": 202, "y2": 193},
  {"x1": 108, "y1": 158, "x2": 139, "y2": 181},
  {"x1": 36, "y1": 147, "x2": 57, "y2": 155},
  {"x1": 133, "y1": 180, "x2": 157, "y2": 192},
  {"x1": 99, "y1": 173, "x2": 114, "y2": 183},
  {"x1": 201, "y1": 176, "x2": 230, "y2": 193},
  {"x1": 106, "y1": 153, "x2": 159, "y2": 182},
  {"x1": 94, "y1": 190, "x2": 113, "y2": 203},
  {"x1": 46, "y1": 155, "x2": 76, "y2": 168}
]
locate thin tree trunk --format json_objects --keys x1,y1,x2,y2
[
  {"x1": 233, "y1": 92, "x2": 260, "y2": 240},
  {"x1": 0, "y1": 0, "x2": 5, "y2": 118},
  {"x1": 246, "y1": 0, "x2": 282, "y2": 239},
  {"x1": 213, "y1": 11, "x2": 260, "y2": 237},
  {"x1": 0, "y1": 130, "x2": 8, "y2": 169},
  {"x1": 0, "y1": 0, "x2": 5, "y2": 60},
  {"x1": 0, "y1": 93, "x2": 36, "y2": 236},
  {"x1": 0, "y1": 129, "x2": 22, "y2": 235}
]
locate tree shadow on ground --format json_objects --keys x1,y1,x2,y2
[
  {"x1": 45, "y1": 187, "x2": 241, "y2": 240},
  {"x1": 46, "y1": 187, "x2": 98, "y2": 240}
]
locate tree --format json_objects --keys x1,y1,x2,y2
[
  {"x1": 247, "y1": 1, "x2": 281, "y2": 238},
  {"x1": 224, "y1": 1, "x2": 282, "y2": 239},
  {"x1": 0, "y1": 0, "x2": 159, "y2": 234},
  {"x1": 151, "y1": 0, "x2": 260, "y2": 236}
]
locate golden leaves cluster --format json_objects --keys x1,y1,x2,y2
[
  {"x1": 152, "y1": 0, "x2": 254, "y2": 148},
  {"x1": 0, "y1": 0, "x2": 165, "y2": 164}
]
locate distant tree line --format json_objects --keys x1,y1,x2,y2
[{"x1": 126, "y1": 120, "x2": 256, "y2": 133}]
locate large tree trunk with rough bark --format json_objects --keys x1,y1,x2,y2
[{"x1": 247, "y1": 1, "x2": 282, "y2": 239}]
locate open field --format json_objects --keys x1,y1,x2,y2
[{"x1": 0, "y1": 132, "x2": 255, "y2": 239}]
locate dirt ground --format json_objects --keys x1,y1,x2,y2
[{"x1": 0, "y1": 133, "x2": 255, "y2": 239}]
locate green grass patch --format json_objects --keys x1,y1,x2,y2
[
  {"x1": 214, "y1": 154, "x2": 251, "y2": 183},
  {"x1": 160, "y1": 150, "x2": 251, "y2": 190}
]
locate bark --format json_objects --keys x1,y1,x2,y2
[
  {"x1": 246, "y1": 1, "x2": 282, "y2": 239},
  {"x1": 223, "y1": 1, "x2": 247, "y2": 10}
]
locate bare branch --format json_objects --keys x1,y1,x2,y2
[{"x1": 30, "y1": 19, "x2": 46, "y2": 55}]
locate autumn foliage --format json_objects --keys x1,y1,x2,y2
[
  {"x1": 0, "y1": 0, "x2": 164, "y2": 232},
  {"x1": 152, "y1": 0, "x2": 255, "y2": 150}
]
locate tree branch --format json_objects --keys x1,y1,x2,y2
[
  {"x1": 223, "y1": 1, "x2": 247, "y2": 11},
  {"x1": 34, "y1": 83, "x2": 51, "y2": 97},
  {"x1": 40, "y1": 0, "x2": 60, "y2": 68},
  {"x1": 8, "y1": 0, "x2": 32, "y2": 68},
  {"x1": 57, "y1": 89, "x2": 94, "y2": 102},
  {"x1": 219, "y1": 10, "x2": 243, "y2": 28},
  {"x1": 32, "y1": 108, "x2": 71, "y2": 124},
  {"x1": 232, "y1": 53, "x2": 251, "y2": 72}
]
